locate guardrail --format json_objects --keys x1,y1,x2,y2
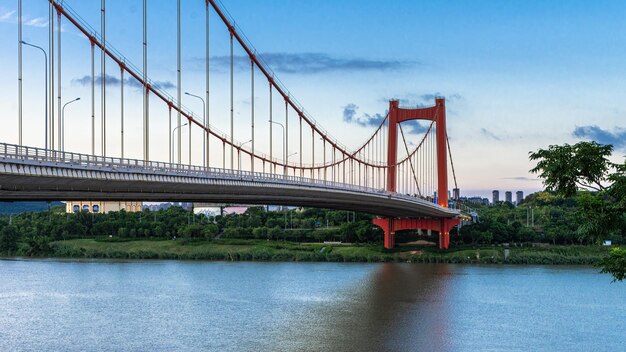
[{"x1": 0, "y1": 142, "x2": 458, "y2": 214}]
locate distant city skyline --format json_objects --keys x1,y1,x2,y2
[{"x1": 1, "y1": 0, "x2": 625, "y2": 198}]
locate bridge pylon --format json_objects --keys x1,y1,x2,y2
[{"x1": 374, "y1": 98, "x2": 459, "y2": 250}]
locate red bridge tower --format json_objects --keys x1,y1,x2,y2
[{"x1": 373, "y1": 98, "x2": 460, "y2": 250}]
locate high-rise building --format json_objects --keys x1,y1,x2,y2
[
  {"x1": 505, "y1": 191, "x2": 513, "y2": 203},
  {"x1": 453, "y1": 188, "x2": 460, "y2": 200},
  {"x1": 492, "y1": 190, "x2": 500, "y2": 204},
  {"x1": 516, "y1": 191, "x2": 524, "y2": 204}
]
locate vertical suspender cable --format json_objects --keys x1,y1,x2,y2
[
  {"x1": 332, "y1": 148, "x2": 336, "y2": 182},
  {"x1": 168, "y1": 104, "x2": 172, "y2": 163},
  {"x1": 205, "y1": 0, "x2": 210, "y2": 168},
  {"x1": 342, "y1": 153, "x2": 345, "y2": 183},
  {"x1": 284, "y1": 100, "x2": 288, "y2": 175},
  {"x1": 57, "y1": 9, "x2": 61, "y2": 151},
  {"x1": 229, "y1": 30, "x2": 234, "y2": 169},
  {"x1": 323, "y1": 139, "x2": 326, "y2": 182},
  {"x1": 251, "y1": 60, "x2": 254, "y2": 172},
  {"x1": 299, "y1": 115, "x2": 302, "y2": 174},
  {"x1": 177, "y1": 0, "x2": 182, "y2": 164},
  {"x1": 269, "y1": 82, "x2": 272, "y2": 167},
  {"x1": 91, "y1": 42, "x2": 95, "y2": 155},
  {"x1": 101, "y1": 0, "x2": 106, "y2": 156},
  {"x1": 120, "y1": 67, "x2": 124, "y2": 158},
  {"x1": 143, "y1": 0, "x2": 149, "y2": 161},
  {"x1": 50, "y1": 2, "x2": 55, "y2": 150},
  {"x1": 311, "y1": 130, "x2": 314, "y2": 179},
  {"x1": 18, "y1": 0, "x2": 22, "y2": 146}
]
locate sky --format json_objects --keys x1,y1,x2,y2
[{"x1": 1, "y1": 0, "x2": 625, "y2": 199}]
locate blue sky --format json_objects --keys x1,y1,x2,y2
[{"x1": 1, "y1": 0, "x2": 625, "y2": 198}]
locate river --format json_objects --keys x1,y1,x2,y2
[{"x1": 0, "y1": 259, "x2": 623, "y2": 351}]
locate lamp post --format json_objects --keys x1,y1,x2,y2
[
  {"x1": 21, "y1": 40, "x2": 48, "y2": 149},
  {"x1": 269, "y1": 120, "x2": 286, "y2": 175},
  {"x1": 238, "y1": 139, "x2": 252, "y2": 170},
  {"x1": 172, "y1": 122, "x2": 188, "y2": 164},
  {"x1": 61, "y1": 97, "x2": 80, "y2": 151},
  {"x1": 184, "y1": 92, "x2": 206, "y2": 167}
]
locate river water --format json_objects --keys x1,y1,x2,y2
[{"x1": 0, "y1": 259, "x2": 623, "y2": 351}]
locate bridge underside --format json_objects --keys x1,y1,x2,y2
[
  {"x1": 373, "y1": 217, "x2": 460, "y2": 250},
  {"x1": 0, "y1": 159, "x2": 460, "y2": 221}
]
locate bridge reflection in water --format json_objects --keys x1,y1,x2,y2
[{"x1": 264, "y1": 263, "x2": 452, "y2": 352}]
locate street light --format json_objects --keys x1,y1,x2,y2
[
  {"x1": 269, "y1": 120, "x2": 286, "y2": 174},
  {"x1": 185, "y1": 92, "x2": 206, "y2": 167},
  {"x1": 61, "y1": 97, "x2": 80, "y2": 151},
  {"x1": 238, "y1": 139, "x2": 252, "y2": 170},
  {"x1": 21, "y1": 40, "x2": 48, "y2": 149},
  {"x1": 172, "y1": 122, "x2": 188, "y2": 163}
]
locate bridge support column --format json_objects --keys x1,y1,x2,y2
[
  {"x1": 383, "y1": 217, "x2": 395, "y2": 249},
  {"x1": 438, "y1": 232, "x2": 450, "y2": 250}
]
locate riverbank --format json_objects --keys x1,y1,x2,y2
[{"x1": 9, "y1": 238, "x2": 612, "y2": 265}]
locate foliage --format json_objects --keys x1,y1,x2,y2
[
  {"x1": 46, "y1": 238, "x2": 610, "y2": 264},
  {"x1": 0, "y1": 206, "x2": 389, "y2": 256},
  {"x1": 0, "y1": 225, "x2": 19, "y2": 253},
  {"x1": 529, "y1": 142, "x2": 614, "y2": 196},
  {"x1": 598, "y1": 248, "x2": 626, "y2": 282},
  {"x1": 530, "y1": 141, "x2": 626, "y2": 281}
]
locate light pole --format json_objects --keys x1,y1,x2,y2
[
  {"x1": 172, "y1": 122, "x2": 188, "y2": 164},
  {"x1": 238, "y1": 139, "x2": 252, "y2": 170},
  {"x1": 269, "y1": 120, "x2": 286, "y2": 174},
  {"x1": 61, "y1": 97, "x2": 80, "y2": 152},
  {"x1": 185, "y1": 92, "x2": 206, "y2": 167},
  {"x1": 21, "y1": 40, "x2": 48, "y2": 149},
  {"x1": 287, "y1": 152, "x2": 298, "y2": 176}
]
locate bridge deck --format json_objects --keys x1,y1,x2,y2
[{"x1": 0, "y1": 143, "x2": 459, "y2": 219}]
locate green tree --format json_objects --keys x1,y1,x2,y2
[
  {"x1": 530, "y1": 141, "x2": 626, "y2": 281},
  {"x1": 530, "y1": 142, "x2": 614, "y2": 197},
  {"x1": 0, "y1": 225, "x2": 19, "y2": 253},
  {"x1": 599, "y1": 248, "x2": 626, "y2": 282}
]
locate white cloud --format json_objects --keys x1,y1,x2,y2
[
  {"x1": 0, "y1": 9, "x2": 48, "y2": 28},
  {"x1": 0, "y1": 10, "x2": 15, "y2": 22},
  {"x1": 24, "y1": 17, "x2": 48, "y2": 28}
]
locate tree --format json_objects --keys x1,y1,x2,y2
[
  {"x1": 599, "y1": 248, "x2": 626, "y2": 282},
  {"x1": 529, "y1": 142, "x2": 614, "y2": 197},
  {"x1": 530, "y1": 141, "x2": 626, "y2": 281},
  {"x1": 0, "y1": 225, "x2": 19, "y2": 253}
]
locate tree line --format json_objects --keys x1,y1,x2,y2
[{"x1": 0, "y1": 206, "x2": 383, "y2": 256}]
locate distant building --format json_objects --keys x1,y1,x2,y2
[
  {"x1": 453, "y1": 188, "x2": 460, "y2": 200},
  {"x1": 516, "y1": 191, "x2": 524, "y2": 204},
  {"x1": 505, "y1": 191, "x2": 512, "y2": 203},
  {"x1": 66, "y1": 201, "x2": 143, "y2": 214},
  {"x1": 482, "y1": 198, "x2": 490, "y2": 205},
  {"x1": 467, "y1": 197, "x2": 483, "y2": 205},
  {"x1": 492, "y1": 190, "x2": 500, "y2": 204}
]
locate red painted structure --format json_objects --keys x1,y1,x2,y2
[
  {"x1": 45, "y1": 0, "x2": 460, "y2": 251},
  {"x1": 374, "y1": 98, "x2": 460, "y2": 249}
]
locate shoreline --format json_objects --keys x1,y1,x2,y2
[{"x1": 2, "y1": 238, "x2": 611, "y2": 265}]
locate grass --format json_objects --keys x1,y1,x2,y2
[{"x1": 41, "y1": 238, "x2": 614, "y2": 264}]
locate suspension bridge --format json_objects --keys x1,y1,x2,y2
[{"x1": 4, "y1": 0, "x2": 464, "y2": 249}]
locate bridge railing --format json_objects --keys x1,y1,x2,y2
[{"x1": 0, "y1": 142, "x2": 458, "y2": 213}]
